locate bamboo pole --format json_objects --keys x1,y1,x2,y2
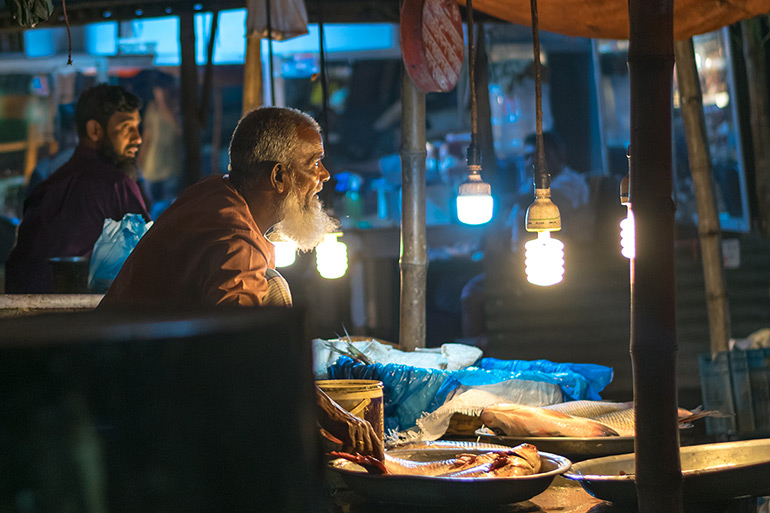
[
  {"x1": 674, "y1": 39, "x2": 731, "y2": 355},
  {"x1": 628, "y1": 0, "x2": 682, "y2": 511},
  {"x1": 243, "y1": 35, "x2": 263, "y2": 114},
  {"x1": 399, "y1": 63, "x2": 427, "y2": 351},
  {"x1": 741, "y1": 18, "x2": 770, "y2": 238}
]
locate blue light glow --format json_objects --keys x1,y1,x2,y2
[
  {"x1": 79, "y1": 8, "x2": 396, "y2": 65},
  {"x1": 85, "y1": 22, "x2": 117, "y2": 55},
  {"x1": 24, "y1": 28, "x2": 55, "y2": 58}
]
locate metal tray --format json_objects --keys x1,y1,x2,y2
[
  {"x1": 563, "y1": 438, "x2": 770, "y2": 504},
  {"x1": 328, "y1": 440, "x2": 572, "y2": 506},
  {"x1": 475, "y1": 428, "x2": 636, "y2": 461}
]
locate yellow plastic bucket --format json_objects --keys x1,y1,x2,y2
[{"x1": 316, "y1": 379, "x2": 384, "y2": 441}]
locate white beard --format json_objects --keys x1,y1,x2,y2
[{"x1": 273, "y1": 188, "x2": 339, "y2": 252}]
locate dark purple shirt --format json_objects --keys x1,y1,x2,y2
[{"x1": 5, "y1": 145, "x2": 150, "y2": 293}]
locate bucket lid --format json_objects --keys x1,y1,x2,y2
[{"x1": 316, "y1": 379, "x2": 383, "y2": 391}]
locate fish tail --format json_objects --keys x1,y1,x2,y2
[{"x1": 678, "y1": 408, "x2": 730, "y2": 423}]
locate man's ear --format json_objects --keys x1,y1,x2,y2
[
  {"x1": 85, "y1": 120, "x2": 103, "y2": 143},
  {"x1": 270, "y1": 163, "x2": 287, "y2": 194}
]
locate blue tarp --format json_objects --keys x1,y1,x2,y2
[
  {"x1": 328, "y1": 356, "x2": 614, "y2": 431},
  {"x1": 477, "y1": 358, "x2": 613, "y2": 402}
]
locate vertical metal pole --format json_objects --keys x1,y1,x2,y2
[
  {"x1": 628, "y1": 0, "x2": 682, "y2": 511},
  {"x1": 399, "y1": 64, "x2": 427, "y2": 351}
]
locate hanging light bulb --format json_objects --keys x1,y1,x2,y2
[
  {"x1": 456, "y1": 0, "x2": 493, "y2": 226},
  {"x1": 525, "y1": 231, "x2": 565, "y2": 286},
  {"x1": 457, "y1": 170, "x2": 493, "y2": 225},
  {"x1": 315, "y1": 232, "x2": 348, "y2": 279},
  {"x1": 619, "y1": 173, "x2": 635, "y2": 259},
  {"x1": 524, "y1": 188, "x2": 564, "y2": 286},
  {"x1": 522, "y1": 0, "x2": 564, "y2": 286},
  {"x1": 273, "y1": 239, "x2": 298, "y2": 268},
  {"x1": 267, "y1": 232, "x2": 298, "y2": 267}
]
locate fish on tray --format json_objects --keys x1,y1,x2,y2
[
  {"x1": 542, "y1": 400, "x2": 634, "y2": 418},
  {"x1": 592, "y1": 406, "x2": 725, "y2": 437},
  {"x1": 331, "y1": 443, "x2": 541, "y2": 477},
  {"x1": 480, "y1": 404, "x2": 619, "y2": 437}
]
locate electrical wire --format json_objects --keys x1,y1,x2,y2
[
  {"x1": 465, "y1": 0, "x2": 480, "y2": 168},
  {"x1": 530, "y1": 0, "x2": 549, "y2": 190}
]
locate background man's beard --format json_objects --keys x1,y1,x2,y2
[
  {"x1": 98, "y1": 141, "x2": 139, "y2": 181},
  {"x1": 273, "y1": 190, "x2": 339, "y2": 252}
]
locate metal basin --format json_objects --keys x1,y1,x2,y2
[
  {"x1": 564, "y1": 438, "x2": 770, "y2": 504},
  {"x1": 329, "y1": 440, "x2": 572, "y2": 506},
  {"x1": 476, "y1": 428, "x2": 636, "y2": 461}
]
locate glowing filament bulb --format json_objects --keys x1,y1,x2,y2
[
  {"x1": 315, "y1": 233, "x2": 348, "y2": 279},
  {"x1": 525, "y1": 231, "x2": 565, "y2": 286},
  {"x1": 273, "y1": 239, "x2": 297, "y2": 267},
  {"x1": 620, "y1": 208, "x2": 635, "y2": 259}
]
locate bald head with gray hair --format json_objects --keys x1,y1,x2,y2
[{"x1": 228, "y1": 106, "x2": 321, "y2": 191}]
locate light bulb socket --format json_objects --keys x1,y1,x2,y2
[
  {"x1": 525, "y1": 189, "x2": 561, "y2": 232},
  {"x1": 466, "y1": 140, "x2": 481, "y2": 168},
  {"x1": 458, "y1": 171, "x2": 491, "y2": 196},
  {"x1": 619, "y1": 174, "x2": 630, "y2": 206}
]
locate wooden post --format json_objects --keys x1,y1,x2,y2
[
  {"x1": 179, "y1": 10, "x2": 202, "y2": 188},
  {"x1": 243, "y1": 35, "x2": 263, "y2": 114},
  {"x1": 674, "y1": 39, "x2": 731, "y2": 355},
  {"x1": 628, "y1": 0, "x2": 682, "y2": 511},
  {"x1": 741, "y1": 18, "x2": 770, "y2": 238}
]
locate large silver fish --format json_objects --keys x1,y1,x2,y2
[
  {"x1": 592, "y1": 406, "x2": 725, "y2": 436},
  {"x1": 480, "y1": 403, "x2": 619, "y2": 437},
  {"x1": 543, "y1": 400, "x2": 634, "y2": 418}
]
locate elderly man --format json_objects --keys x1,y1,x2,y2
[
  {"x1": 101, "y1": 106, "x2": 338, "y2": 307},
  {"x1": 101, "y1": 106, "x2": 385, "y2": 460},
  {"x1": 5, "y1": 84, "x2": 150, "y2": 293}
]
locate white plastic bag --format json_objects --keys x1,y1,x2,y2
[{"x1": 88, "y1": 214, "x2": 152, "y2": 293}]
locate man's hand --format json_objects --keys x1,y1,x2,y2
[{"x1": 316, "y1": 386, "x2": 384, "y2": 460}]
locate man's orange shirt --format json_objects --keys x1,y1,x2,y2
[{"x1": 101, "y1": 175, "x2": 275, "y2": 308}]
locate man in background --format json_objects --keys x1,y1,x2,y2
[
  {"x1": 461, "y1": 131, "x2": 594, "y2": 343},
  {"x1": 5, "y1": 84, "x2": 150, "y2": 293}
]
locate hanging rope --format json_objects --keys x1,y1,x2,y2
[
  {"x1": 465, "y1": 0, "x2": 480, "y2": 169},
  {"x1": 266, "y1": 0, "x2": 276, "y2": 105},
  {"x1": 62, "y1": 0, "x2": 72, "y2": 65},
  {"x1": 530, "y1": 0, "x2": 549, "y2": 189}
]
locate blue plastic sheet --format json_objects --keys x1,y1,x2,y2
[
  {"x1": 477, "y1": 358, "x2": 613, "y2": 401},
  {"x1": 88, "y1": 213, "x2": 152, "y2": 293},
  {"x1": 328, "y1": 356, "x2": 614, "y2": 432},
  {"x1": 328, "y1": 357, "x2": 450, "y2": 432}
]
